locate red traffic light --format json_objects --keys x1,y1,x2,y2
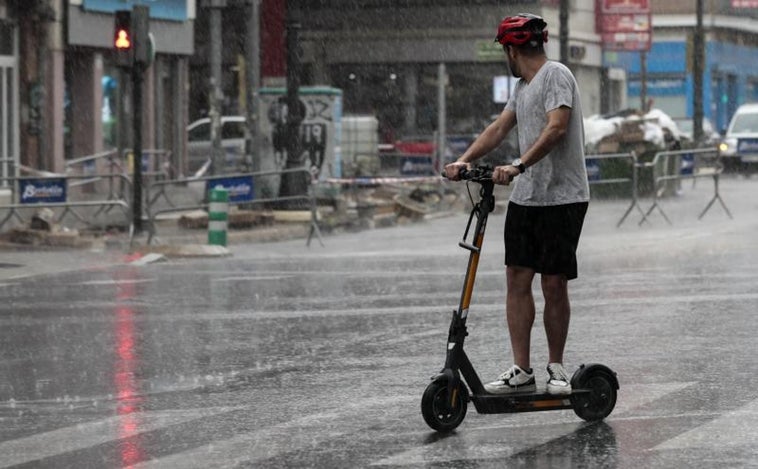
[
  {"x1": 114, "y1": 10, "x2": 132, "y2": 50},
  {"x1": 115, "y1": 28, "x2": 131, "y2": 49}
]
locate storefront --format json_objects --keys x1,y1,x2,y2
[{"x1": 0, "y1": 13, "x2": 18, "y2": 185}]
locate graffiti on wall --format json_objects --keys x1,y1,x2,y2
[{"x1": 266, "y1": 95, "x2": 334, "y2": 175}]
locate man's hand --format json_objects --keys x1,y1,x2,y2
[
  {"x1": 493, "y1": 165, "x2": 519, "y2": 185},
  {"x1": 444, "y1": 161, "x2": 470, "y2": 180}
]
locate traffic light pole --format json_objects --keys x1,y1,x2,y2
[
  {"x1": 129, "y1": 5, "x2": 149, "y2": 233},
  {"x1": 132, "y1": 62, "x2": 144, "y2": 233}
]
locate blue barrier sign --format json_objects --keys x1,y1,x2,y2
[
  {"x1": 400, "y1": 155, "x2": 435, "y2": 176},
  {"x1": 585, "y1": 158, "x2": 601, "y2": 181},
  {"x1": 19, "y1": 178, "x2": 67, "y2": 204},
  {"x1": 680, "y1": 153, "x2": 694, "y2": 176},
  {"x1": 206, "y1": 176, "x2": 254, "y2": 203}
]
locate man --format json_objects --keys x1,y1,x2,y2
[{"x1": 444, "y1": 13, "x2": 589, "y2": 395}]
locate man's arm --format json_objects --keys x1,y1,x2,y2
[
  {"x1": 492, "y1": 106, "x2": 571, "y2": 185},
  {"x1": 444, "y1": 109, "x2": 516, "y2": 180}
]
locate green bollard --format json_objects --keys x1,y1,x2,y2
[{"x1": 208, "y1": 187, "x2": 229, "y2": 246}]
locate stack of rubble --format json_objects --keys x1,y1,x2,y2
[
  {"x1": 1, "y1": 208, "x2": 90, "y2": 248},
  {"x1": 584, "y1": 108, "x2": 682, "y2": 157}
]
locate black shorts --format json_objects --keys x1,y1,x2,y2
[{"x1": 504, "y1": 201, "x2": 588, "y2": 280}]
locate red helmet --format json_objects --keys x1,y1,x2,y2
[{"x1": 495, "y1": 13, "x2": 548, "y2": 46}]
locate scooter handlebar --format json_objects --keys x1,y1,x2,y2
[{"x1": 441, "y1": 165, "x2": 494, "y2": 182}]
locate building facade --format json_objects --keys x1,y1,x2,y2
[
  {"x1": 0, "y1": 0, "x2": 195, "y2": 182},
  {"x1": 609, "y1": 1, "x2": 758, "y2": 131},
  {"x1": 6, "y1": 0, "x2": 758, "y2": 185},
  {"x1": 288, "y1": 0, "x2": 605, "y2": 142}
]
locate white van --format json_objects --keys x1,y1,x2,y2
[
  {"x1": 719, "y1": 103, "x2": 758, "y2": 170},
  {"x1": 186, "y1": 116, "x2": 248, "y2": 175}
]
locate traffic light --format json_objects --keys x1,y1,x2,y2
[{"x1": 114, "y1": 10, "x2": 133, "y2": 67}]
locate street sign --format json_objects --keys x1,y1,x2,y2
[
  {"x1": 600, "y1": 0, "x2": 650, "y2": 13},
  {"x1": 599, "y1": 13, "x2": 650, "y2": 32},
  {"x1": 596, "y1": 0, "x2": 651, "y2": 51},
  {"x1": 602, "y1": 31, "x2": 651, "y2": 51},
  {"x1": 19, "y1": 178, "x2": 67, "y2": 204},
  {"x1": 206, "y1": 176, "x2": 255, "y2": 203}
]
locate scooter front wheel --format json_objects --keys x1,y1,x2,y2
[
  {"x1": 570, "y1": 365, "x2": 618, "y2": 422},
  {"x1": 421, "y1": 380, "x2": 468, "y2": 432}
]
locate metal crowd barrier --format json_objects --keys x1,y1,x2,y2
[
  {"x1": 584, "y1": 152, "x2": 644, "y2": 227},
  {"x1": 0, "y1": 172, "x2": 132, "y2": 233},
  {"x1": 64, "y1": 147, "x2": 172, "y2": 207},
  {"x1": 145, "y1": 166, "x2": 323, "y2": 247},
  {"x1": 637, "y1": 147, "x2": 732, "y2": 225}
]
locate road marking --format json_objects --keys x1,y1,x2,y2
[
  {"x1": 212, "y1": 275, "x2": 295, "y2": 282},
  {"x1": 132, "y1": 396, "x2": 417, "y2": 469},
  {"x1": 75, "y1": 279, "x2": 156, "y2": 286},
  {"x1": 372, "y1": 382, "x2": 695, "y2": 466},
  {"x1": 612, "y1": 382, "x2": 694, "y2": 416},
  {"x1": 652, "y1": 398, "x2": 758, "y2": 450},
  {"x1": 0, "y1": 407, "x2": 241, "y2": 469}
]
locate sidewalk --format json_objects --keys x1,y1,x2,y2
[{"x1": 1, "y1": 175, "x2": 753, "y2": 281}]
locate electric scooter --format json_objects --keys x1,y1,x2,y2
[{"x1": 421, "y1": 165, "x2": 619, "y2": 433}]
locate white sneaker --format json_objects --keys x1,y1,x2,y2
[
  {"x1": 484, "y1": 365, "x2": 536, "y2": 394},
  {"x1": 546, "y1": 363, "x2": 572, "y2": 395}
]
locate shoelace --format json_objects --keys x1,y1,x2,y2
[
  {"x1": 548, "y1": 364, "x2": 568, "y2": 382},
  {"x1": 498, "y1": 365, "x2": 519, "y2": 381}
]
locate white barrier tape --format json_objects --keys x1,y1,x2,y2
[{"x1": 323, "y1": 176, "x2": 441, "y2": 185}]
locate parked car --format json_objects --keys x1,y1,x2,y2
[
  {"x1": 718, "y1": 103, "x2": 758, "y2": 171},
  {"x1": 187, "y1": 116, "x2": 248, "y2": 175},
  {"x1": 672, "y1": 117, "x2": 721, "y2": 148}
]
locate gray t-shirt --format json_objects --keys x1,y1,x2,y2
[{"x1": 504, "y1": 60, "x2": 589, "y2": 206}]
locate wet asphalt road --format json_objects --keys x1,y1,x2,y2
[{"x1": 1, "y1": 176, "x2": 757, "y2": 468}]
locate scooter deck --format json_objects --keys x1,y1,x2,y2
[{"x1": 470, "y1": 388, "x2": 590, "y2": 414}]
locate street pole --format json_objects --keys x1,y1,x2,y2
[
  {"x1": 132, "y1": 62, "x2": 144, "y2": 232},
  {"x1": 693, "y1": 0, "x2": 705, "y2": 144},
  {"x1": 640, "y1": 51, "x2": 648, "y2": 112},
  {"x1": 278, "y1": 18, "x2": 307, "y2": 203},
  {"x1": 130, "y1": 5, "x2": 150, "y2": 233},
  {"x1": 559, "y1": 0, "x2": 569, "y2": 66},
  {"x1": 437, "y1": 63, "x2": 446, "y2": 173},
  {"x1": 206, "y1": 0, "x2": 226, "y2": 176},
  {"x1": 245, "y1": 0, "x2": 261, "y2": 174}
]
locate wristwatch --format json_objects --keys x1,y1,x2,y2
[{"x1": 512, "y1": 158, "x2": 526, "y2": 174}]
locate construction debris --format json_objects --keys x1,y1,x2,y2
[
  {"x1": 178, "y1": 209, "x2": 275, "y2": 229},
  {"x1": 584, "y1": 108, "x2": 683, "y2": 156}
]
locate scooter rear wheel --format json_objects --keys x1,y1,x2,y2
[
  {"x1": 570, "y1": 367, "x2": 617, "y2": 422},
  {"x1": 421, "y1": 380, "x2": 467, "y2": 432}
]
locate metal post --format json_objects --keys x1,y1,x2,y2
[
  {"x1": 279, "y1": 18, "x2": 307, "y2": 203},
  {"x1": 437, "y1": 63, "x2": 446, "y2": 173},
  {"x1": 207, "y1": 0, "x2": 226, "y2": 176},
  {"x1": 245, "y1": 0, "x2": 261, "y2": 173},
  {"x1": 132, "y1": 63, "x2": 144, "y2": 232},
  {"x1": 693, "y1": 0, "x2": 705, "y2": 144},
  {"x1": 559, "y1": 0, "x2": 569, "y2": 66},
  {"x1": 131, "y1": 5, "x2": 150, "y2": 233},
  {"x1": 640, "y1": 51, "x2": 648, "y2": 112}
]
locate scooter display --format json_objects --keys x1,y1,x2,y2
[{"x1": 422, "y1": 165, "x2": 619, "y2": 433}]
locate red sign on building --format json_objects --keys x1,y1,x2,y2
[
  {"x1": 599, "y1": 13, "x2": 650, "y2": 32},
  {"x1": 600, "y1": 0, "x2": 650, "y2": 13},
  {"x1": 596, "y1": 0, "x2": 651, "y2": 51}
]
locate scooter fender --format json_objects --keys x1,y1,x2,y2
[
  {"x1": 570, "y1": 363, "x2": 620, "y2": 390},
  {"x1": 430, "y1": 368, "x2": 463, "y2": 405}
]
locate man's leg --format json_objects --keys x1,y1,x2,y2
[
  {"x1": 506, "y1": 265, "x2": 536, "y2": 370},
  {"x1": 541, "y1": 273, "x2": 570, "y2": 364}
]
